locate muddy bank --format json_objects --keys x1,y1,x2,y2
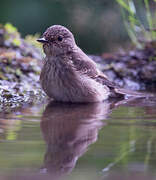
[
  {"x1": 0, "y1": 24, "x2": 45, "y2": 112},
  {"x1": 91, "y1": 42, "x2": 156, "y2": 91}
]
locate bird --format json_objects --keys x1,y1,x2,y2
[{"x1": 37, "y1": 25, "x2": 147, "y2": 103}]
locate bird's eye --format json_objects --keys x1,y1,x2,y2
[{"x1": 57, "y1": 36, "x2": 63, "y2": 41}]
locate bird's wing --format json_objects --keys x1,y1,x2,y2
[
  {"x1": 71, "y1": 48, "x2": 117, "y2": 88},
  {"x1": 70, "y1": 49, "x2": 151, "y2": 98},
  {"x1": 71, "y1": 49, "x2": 99, "y2": 77}
]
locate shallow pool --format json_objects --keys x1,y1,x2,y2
[{"x1": 0, "y1": 97, "x2": 156, "y2": 180}]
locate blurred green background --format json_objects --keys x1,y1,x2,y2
[{"x1": 0, "y1": 0, "x2": 131, "y2": 54}]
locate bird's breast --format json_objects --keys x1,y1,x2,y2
[
  {"x1": 40, "y1": 57, "x2": 110, "y2": 102},
  {"x1": 40, "y1": 58, "x2": 78, "y2": 101}
]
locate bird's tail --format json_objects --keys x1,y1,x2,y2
[
  {"x1": 114, "y1": 88, "x2": 154, "y2": 98},
  {"x1": 96, "y1": 74, "x2": 155, "y2": 98}
]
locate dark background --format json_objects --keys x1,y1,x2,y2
[{"x1": 0, "y1": 0, "x2": 131, "y2": 54}]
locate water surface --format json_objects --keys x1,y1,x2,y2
[{"x1": 0, "y1": 97, "x2": 156, "y2": 180}]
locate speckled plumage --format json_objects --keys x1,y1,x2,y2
[{"x1": 38, "y1": 25, "x2": 142, "y2": 103}]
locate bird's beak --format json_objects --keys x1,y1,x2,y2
[{"x1": 37, "y1": 37, "x2": 48, "y2": 43}]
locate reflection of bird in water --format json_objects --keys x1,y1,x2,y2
[{"x1": 40, "y1": 101, "x2": 113, "y2": 178}]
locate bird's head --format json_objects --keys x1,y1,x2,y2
[{"x1": 37, "y1": 25, "x2": 76, "y2": 56}]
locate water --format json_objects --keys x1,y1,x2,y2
[{"x1": 0, "y1": 97, "x2": 156, "y2": 180}]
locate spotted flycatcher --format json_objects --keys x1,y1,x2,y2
[{"x1": 37, "y1": 25, "x2": 146, "y2": 102}]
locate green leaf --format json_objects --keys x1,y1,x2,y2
[
  {"x1": 12, "y1": 38, "x2": 21, "y2": 47},
  {"x1": 128, "y1": 0, "x2": 136, "y2": 14},
  {"x1": 116, "y1": 0, "x2": 134, "y2": 14},
  {"x1": 16, "y1": 69, "x2": 22, "y2": 76},
  {"x1": 4, "y1": 23, "x2": 17, "y2": 34}
]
